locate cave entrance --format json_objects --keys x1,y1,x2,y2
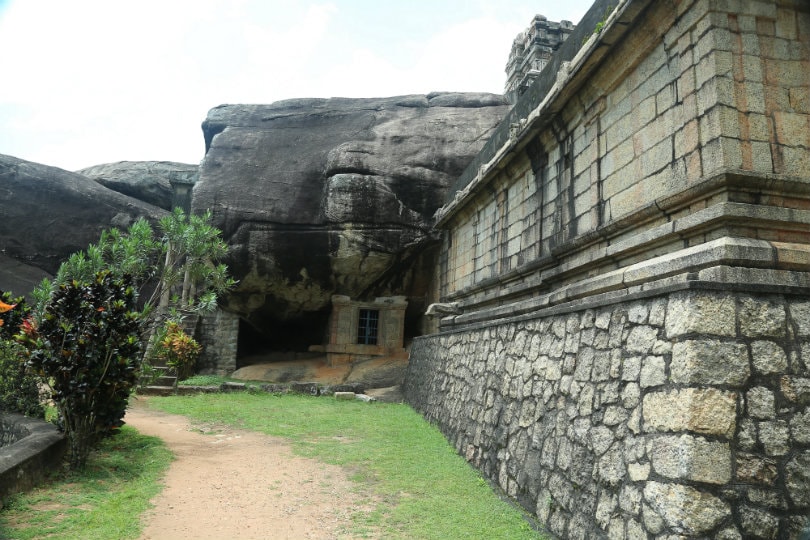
[{"x1": 235, "y1": 311, "x2": 329, "y2": 369}]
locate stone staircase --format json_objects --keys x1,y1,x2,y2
[{"x1": 139, "y1": 363, "x2": 178, "y2": 396}]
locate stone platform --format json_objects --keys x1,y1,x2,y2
[{"x1": 230, "y1": 355, "x2": 408, "y2": 391}]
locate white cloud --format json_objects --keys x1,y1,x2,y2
[{"x1": 0, "y1": 0, "x2": 596, "y2": 170}]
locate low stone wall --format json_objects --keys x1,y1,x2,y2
[
  {"x1": 0, "y1": 416, "x2": 29, "y2": 447},
  {"x1": 405, "y1": 287, "x2": 810, "y2": 538},
  {"x1": 0, "y1": 412, "x2": 66, "y2": 505}
]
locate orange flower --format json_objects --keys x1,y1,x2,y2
[{"x1": 0, "y1": 300, "x2": 16, "y2": 313}]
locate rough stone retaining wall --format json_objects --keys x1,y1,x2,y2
[
  {"x1": 406, "y1": 0, "x2": 810, "y2": 536},
  {"x1": 405, "y1": 288, "x2": 810, "y2": 538}
]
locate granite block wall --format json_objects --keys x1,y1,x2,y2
[{"x1": 406, "y1": 289, "x2": 810, "y2": 538}]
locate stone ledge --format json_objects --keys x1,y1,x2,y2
[
  {"x1": 444, "y1": 172, "x2": 810, "y2": 309},
  {"x1": 440, "y1": 259, "x2": 810, "y2": 332},
  {"x1": 0, "y1": 413, "x2": 66, "y2": 504}
]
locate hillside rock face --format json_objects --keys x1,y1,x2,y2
[
  {"x1": 78, "y1": 161, "x2": 198, "y2": 211},
  {"x1": 0, "y1": 154, "x2": 167, "y2": 293},
  {"x1": 194, "y1": 93, "x2": 510, "y2": 347}
]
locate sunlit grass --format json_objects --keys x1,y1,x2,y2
[
  {"x1": 150, "y1": 392, "x2": 543, "y2": 539},
  {"x1": 0, "y1": 427, "x2": 172, "y2": 540}
]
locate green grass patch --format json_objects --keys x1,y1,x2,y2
[
  {"x1": 0, "y1": 426, "x2": 172, "y2": 540},
  {"x1": 177, "y1": 374, "x2": 231, "y2": 386},
  {"x1": 177, "y1": 374, "x2": 264, "y2": 387},
  {"x1": 150, "y1": 392, "x2": 543, "y2": 539}
]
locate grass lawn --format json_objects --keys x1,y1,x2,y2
[
  {"x1": 150, "y1": 392, "x2": 544, "y2": 539},
  {"x1": 1, "y1": 391, "x2": 543, "y2": 539},
  {"x1": 0, "y1": 427, "x2": 172, "y2": 540}
]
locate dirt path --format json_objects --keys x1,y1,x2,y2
[{"x1": 125, "y1": 398, "x2": 367, "y2": 540}]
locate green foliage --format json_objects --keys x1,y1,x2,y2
[
  {"x1": 153, "y1": 393, "x2": 543, "y2": 539},
  {"x1": 581, "y1": 3, "x2": 617, "y2": 46},
  {"x1": 0, "y1": 341, "x2": 44, "y2": 418},
  {"x1": 154, "y1": 208, "x2": 236, "y2": 316},
  {"x1": 177, "y1": 374, "x2": 230, "y2": 386},
  {"x1": 33, "y1": 209, "x2": 235, "y2": 380},
  {"x1": 0, "y1": 426, "x2": 172, "y2": 540},
  {"x1": 0, "y1": 291, "x2": 26, "y2": 340},
  {"x1": 153, "y1": 320, "x2": 201, "y2": 380},
  {"x1": 33, "y1": 218, "x2": 161, "y2": 319},
  {"x1": 15, "y1": 208, "x2": 235, "y2": 468},
  {"x1": 22, "y1": 272, "x2": 143, "y2": 469},
  {"x1": 0, "y1": 294, "x2": 44, "y2": 418}
]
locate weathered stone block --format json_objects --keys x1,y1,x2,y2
[
  {"x1": 746, "y1": 111, "x2": 770, "y2": 140},
  {"x1": 628, "y1": 461, "x2": 651, "y2": 483},
  {"x1": 774, "y1": 112, "x2": 810, "y2": 146},
  {"x1": 781, "y1": 376, "x2": 810, "y2": 405},
  {"x1": 643, "y1": 388, "x2": 737, "y2": 437},
  {"x1": 736, "y1": 453, "x2": 779, "y2": 485},
  {"x1": 740, "y1": 505, "x2": 779, "y2": 540},
  {"x1": 625, "y1": 325, "x2": 659, "y2": 353},
  {"x1": 790, "y1": 302, "x2": 810, "y2": 336},
  {"x1": 666, "y1": 291, "x2": 736, "y2": 338},
  {"x1": 739, "y1": 297, "x2": 787, "y2": 338},
  {"x1": 589, "y1": 425, "x2": 615, "y2": 456},
  {"x1": 649, "y1": 434, "x2": 731, "y2": 484},
  {"x1": 759, "y1": 420, "x2": 791, "y2": 456},
  {"x1": 640, "y1": 355, "x2": 667, "y2": 388},
  {"x1": 746, "y1": 386, "x2": 775, "y2": 419},
  {"x1": 785, "y1": 451, "x2": 810, "y2": 506},
  {"x1": 747, "y1": 488, "x2": 787, "y2": 510},
  {"x1": 781, "y1": 145, "x2": 810, "y2": 177},
  {"x1": 738, "y1": 417, "x2": 758, "y2": 451},
  {"x1": 596, "y1": 446, "x2": 625, "y2": 486},
  {"x1": 643, "y1": 481, "x2": 731, "y2": 535},
  {"x1": 716, "y1": 527, "x2": 743, "y2": 540},
  {"x1": 595, "y1": 492, "x2": 617, "y2": 530},
  {"x1": 642, "y1": 502, "x2": 666, "y2": 535},
  {"x1": 789, "y1": 87, "x2": 810, "y2": 113},
  {"x1": 671, "y1": 339, "x2": 750, "y2": 386},
  {"x1": 751, "y1": 340, "x2": 788, "y2": 375},
  {"x1": 791, "y1": 407, "x2": 810, "y2": 444}
]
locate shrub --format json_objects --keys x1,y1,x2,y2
[
  {"x1": 0, "y1": 294, "x2": 44, "y2": 418},
  {"x1": 0, "y1": 340, "x2": 44, "y2": 418},
  {"x1": 21, "y1": 272, "x2": 143, "y2": 469},
  {"x1": 154, "y1": 320, "x2": 201, "y2": 381}
]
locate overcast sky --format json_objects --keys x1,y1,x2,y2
[{"x1": 0, "y1": 0, "x2": 594, "y2": 171}]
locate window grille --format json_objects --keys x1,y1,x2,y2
[{"x1": 357, "y1": 309, "x2": 379, "y2": 345}]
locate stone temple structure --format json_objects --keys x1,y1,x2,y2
[
  {"x1": 504, "y1": 15, "x2": 575, "y2": 104},
  {"x1": 406, "y1": 0, "x2": 810, "y2": 538}
]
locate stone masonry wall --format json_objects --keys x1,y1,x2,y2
[
  {"x1": 437, "y1": 0, "x2": 810, "y2": 309},
  {"x1": 195, "y1": 309, "x2": 239, "y2": 375},
  {"x1": 405, "y1": 288, "x2": 810, "y2": 538}
]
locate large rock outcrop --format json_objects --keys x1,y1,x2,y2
[
  {"x1": 194, "y1": 93, "x2": 510, "y2": 347},
  {"x1": 0, "y1": 154, "x2": 167, "y2": 294},
  {"x1": 78, "y1": 161, "x2": 198, "y2": 211}
]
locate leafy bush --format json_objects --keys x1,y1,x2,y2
[
  {"x1": 0, "y1": 340, "x2": 44, "y2": 418},
  {"x1": 0, "y1": 294, "x2": 44, "y2": 418},
  {"x1": 154, "y1": 320, "x2": 201, "y2": 381},
  {"x1": 21, "y1": 273, "x2": 143, "y2": 469},
  {"x1": 36, "y1": 210, "x2": 235, "y2": 378}
]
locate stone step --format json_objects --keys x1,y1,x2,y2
[
  {"x1": 137, "y1": 386, "x2": 176, "y2": 396},
  {"x1": 141, "y1": 365, "x2": 177, "y2": 389},
  {"x1": 152, "y1": 375, "x2": 178, "y2": 387}
]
